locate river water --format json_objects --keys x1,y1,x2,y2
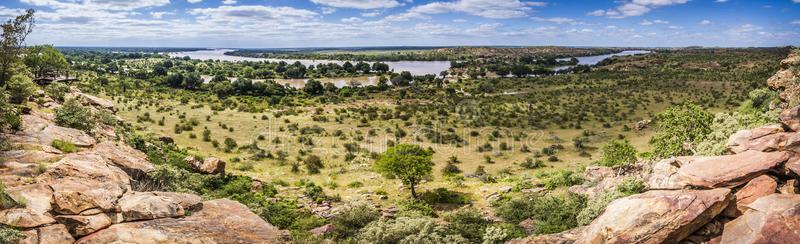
[{"x1": 171, "y1": 49, "x2": 651, "y2": 88}]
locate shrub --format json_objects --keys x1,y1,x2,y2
[
  {"x1": 397, "y1": 199, "x2": 436, "y2": 217},
  {"x1": 443, "y1": 208, "x2": 489, "y2": 242},
  {"x1": 420, "y1": 188, "x2": 469, "y2": 205},
  {"x1": 576, "y1": 191, "x2": 625, "y2": 226},
  {"x1": 520, "y1": 158, "x2": 543, "y2": 169},
  {"x1": 0, "y1": 91, "x2": 21, "y2": 131},
  {"x1": 303, "y1": 155, "x2": 323, "y2": 174},
  {"x1": 332, "y1": 201, "x2": 380, "y2": 239},
  {"x1": 5, "y1": 74, "x2": 36, "y2": 104},
  {"x1": 0, "y1": 183, "x2": 21, "y2": 209},
  {"x1": 0, "y1": 225, "x2": 25, "y2": 244},
  {"x1": 616, "y1": 177, "x2": 646, "y2": 195},
  {"x1": 494, "y1": 191, "x2": 587, "y2": 235},
  {"x1": 599, "y1": 139, "x2": 637, "y2": 167},
  {"x1": 441, "y1": 162, "x2": 462, "y2": 175},
  {"x1": 357, "y1": 216, "x2": 468, "y2": 244},
  {"x1": 694, "y1": 111, "x2": 778, "y2": 156},
  {"x1": 537, "y1": 169, "x2": 583, "y2": 190},
  {"x1": 51, "y1": 139, "x2": 78, "y2": 153},
  {"x1": 55, "y1": 99, "x2": 96, "y2": 132},
  {"x1": 347, "y1": 181, "x2": 364, "y2": 188},
  {"x1": 45, "y1": 82, "x2": 69, "y2": 102},
  {"x1": 649, "y1": 103, "x2": 713, "y2": 158}
]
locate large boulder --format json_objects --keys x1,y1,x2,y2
[
  {"x1": 49, "y1": 177, "x2": 127, "y2": 214},
  {"x1": 578, "y1": 188, "x2": 731, "y2": 244},
  {"x1": 0, "y1": 208, "x2": 56, "y2": 228},
  {"x1": 117, "y1": 192, "x2": 185, "y2": 221},
  {"x1": 677, "y1": 150, "x2": 790, "y2": 188},
  {"x1": 723, "y1": 175, "x2": 777, "y2": 217},
  {"x1": 720, "y1": 194, "x2": 800, "y2": 243},
  {"x1": 74, "y1": 92, "x2": 115, "y2": 112},
  {"x1": 185, "y1": 156, "x2": 225, "y2": 174},
  {"x1": 0, "y1": 149, "x2": 63, "y2": 165},
  {"x1": 93, "y1": 141, "x2": 154, "y2": 178},
  {"x1": 76, "y1": 199, "x2": 281, "y2": 243},
  {"x1": 5, "y1": 183, "x2": 53, "y2": 214},
  {"x1": 34, "y1": 224, "x2": 76, "y2": 244},
  {"x1": 647, "y1": 156, "x2": 696, "y2": 190},
  {"x1": 39, "y1": 125, "x2": 96, "y2": 147},
  {"x1": 769, "y1": 68, "x2": 800, "y2": 105},
  {"x1": 40, "y1": 153, "x2": 131, "y2": 189},
  {"x1": 56, "y1": 213, "x2": 114, "y2": 237},
  {"x1": 151, "y1": 191, "x2": 203, "y2": 211},
  {"x1": 727, "y1": 125, "x2": 787, "y2": 153}
]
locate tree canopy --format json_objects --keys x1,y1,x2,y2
[{"x1": 374, "y1": 144, "x2": 433, "y2": 198}]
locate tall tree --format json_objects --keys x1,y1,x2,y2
[
  {"x1": 374, "y1": 144, "x2": 433, "y2": 199},
  {"x1": 0, "y1": 9, "x2": 34, "y2": 85},
  {"x1": 24, "y1": 45, "x2": 67, "y2": 78}
]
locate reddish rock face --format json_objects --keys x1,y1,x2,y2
[
  {"x1": 75, "y1": 199, "x2": 281, "y2": 244},
  {"x1": 724, "y1": 175, "x2": 777, "y2": 217},
  {"x1": 677, "y1": 150, "x2": 790, "y2": 189},
  {"x1": 727, "y1": 125, "x2": 786, "y2": 153},
  {"x1": 578, "y1": 188, "x2": 731, "y2": 244},
  {"x1": 780, "y1": 105, "x2": 800, "y2": 131},
  {"x1": 721, "y1": 194, "x2": 800, "y2": 244}
]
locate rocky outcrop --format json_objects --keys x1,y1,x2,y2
[
  {"x1": 117, "y1": 192, "x2": 185, "y2": 221},
  {"x1": 676, "y1": 150, "x2": 789, "y2": 188},
  {"x1": 76, "y1": 199, "x2": 282, "y2": 243},
  {"x1": 720, "y1": 194, "x2": 800, "y2": 243},
  {"x1": 726, "y1": 125, "x2": 787, "y2": 153},
  {"x1": 723, "y1": 175, "x2": 778, "y2": 217},
  {"x1": 92, "y1": 141, "x2": 154, "y2": 177},
  {"x1": 184, "y1": 156, "x2": 225, "y2": 174},
  {"x1": 768, "y1": 50, "x2": 800, "y2": 105},
  {"x1": 578, "y1": 188, "x2": 731, "y2": 243}
]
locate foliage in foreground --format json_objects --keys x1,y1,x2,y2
[
  {"x1": 599, "y1": 139, "x2": 637, "y2": 167},
  {"x1": 649, "y1": 103, "x2": 713, "y2": 158},
  {"x1": 494, "y1": 191, "x2": 587, "y2": 235}
]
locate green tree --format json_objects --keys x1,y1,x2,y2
[
  {"x1": 24, "y1": 44, "x2": 67, "y2": 78},
  {"x1": 5, "y1": 74, "x2": 35, "y2": 104},
  {"x1": 0, "y1": 9, "x2": 35, "y2": 84},
  {"x1": 0, "y1": 90, "x2": 21, "y2": 131},
  {"x1": 599, "y1": 139, "x2": 637, "y2": 167},
  {"x1": 55, "y1": 99, "x2": 95, "y2": 132},
  {"x1": 374, "y1": 144, "x2": 433, "y2": 199},
  {"x1": 303, "y1": 79, "x2": 323, "y2": 96},
  {"x1": 649, "y1": 103, "x2": 713, "y2": 158}
]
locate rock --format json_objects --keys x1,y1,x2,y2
[
  {"x1": 199, "y1": 157, "x2": 225, "y2": 174},
  {"x1": 518, "y1": 218, "x2": 536, "y2": 234},
  {"x1": 0, "y1": 208, "x2": 56, "y2": 228},
  {"x1": 782, "y1": 105, "x2": 800, "y2": 131},
  {"x1": 648, "y1": 156, "x2": 696, "y2": 190},
  {"x1": 93, "y1": 141, "x2": 154, "y2": 178},
  {"x1": 49, "y1": 177, "x2": 127, "y2": 214},
  {"x1": 36, "y1": 224, "x2": 76, "y2": 244},
  {"x1": 635, "y1": 119, "x2": 651, "y2": 130},
  {"x1": 39, "y1": 125, "x2": 96, "y2": 147},
  {"x1": 720, "y1": 194, "x2": 800, "y2": 243},
  {"x1": 769, "y1": 68, "x2": 800, "y2": 104},
  {"x1": 726, "y1": 125, "x2": 787, "y2": 153},
  {"x1": 20, "y1": 229, "x2": 37, "y2": 244},
  {"x1": 784, "y1": 154, "x2": 800, "y2": 176},
  {"x1": 75, "y1": 199, "x2": 281, "y2": 243},
  {"x1": 41, "y1": 153, "x2": 131, "y2": 188},
  {"x1": 5, "y1": 183, "x2": 53, "y2": 214},
  {"x1": 780, "y1": 179, "x2": 799, "y2": 194},
  {"x1": 75, "y1": 92, "x2": 115, "y2": 112},
  {"x1": 56, "y1": 213, "x2": 113, "y2": 237},
  {"x1": 578, "y1": 188, "x2": 731, "y2": 243},
  {"x1": 310, "y1": 223, "x2": 335, "y2": 236},
  {"x1": 724, "y1": 175, "x2": 777, "y2": 217},
  {"x1": 151, "y1": 191, "x2": 203, "y2": 211},
  {"x1": 510, "y1": 227, "x2": 584, "y2": 244},
  {"x1": 117, "y1": 192, "x2": 184, "y2": 221},
  {"x1": 0, "y1": 149, "x2": 63, "y2": 165},
  {"x1": 677, "y1": 150, "x2": 790, "y2": 189}
]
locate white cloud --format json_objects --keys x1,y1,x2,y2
[
  {"x1": 386, "y1": 0, "x2": 546, "y2": 20},
  {"x1": 322, "y1": 7, "x2": 337, "y2": 14},
  {"x1": 715, "y1": 0, "x2": 728, "y2": 2},
  {"x1": 190, "y1": 5, "x2": 319, "y2": 23},
  {"x1": 21, "y1": 0, "x2": 171, "y2": 11},
  {"x1": 532, "y1": 17, "x2": 577, "y2": 25},
  {"x1": 310, "y1": 0, "x2": 401, "y2": 9},
  {"x1": 700, "y1": 20, "x2": 712, "y2": 25},
  {"x1": 792, "y1": 20, "x2": 800, "y2": 25},
  {"x1": 222, "y1": 0, "x2": 237, "y2": 5},
  {"x1": 588, "y1": 0, "x2": 689, "y2": 18},
  {"x1": 187, "y1": 0, "x2": 202, "y2": 3},
  {"x1": 452, "y1": 18, "x2": 467, "y2": 22},
  {"x1": 341, "y1": 17, "x2": 363, "y2": 23},
  {"x1": 361, "y1": 11, "x2": 382, "y2": 17},
  {"x1": 150, "y1": 11, "x2": 174, "y2": 19}
]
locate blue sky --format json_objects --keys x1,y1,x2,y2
[{"x1": 0, "y1": 0, "x2": 798, "y2": 48}]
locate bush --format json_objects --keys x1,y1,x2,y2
[
  {"x1": 51, "y1": 139, "x2": 78, "y2": 153},
  {"x1": 420, "y1": 188, "x2": 470, "y2": 205},
  {"x1": 441, "y1": 162, "x2": 461, "y2": 175},
  {"x1": 649, "y1": 103, "x2": 712, "y2": 158},
  {"x1": 5, "y1": 74, "x2": 36, "y2": 104},
  {"x1": 55, "y1": 99, "x2": 95, "y2": 132},
  {"x1": 494, "y1": 191, "x2": 587, "y2": 235},
  {"x1": 303, "y1": 155, "x2": 323, "y2": 174},
  {"x1": 397, "y1": 199, "x2": 436, "y2": 217},
  {"x1": 0, "y1": 225, "x2": 25, "y2": 244},
  {"x1": 332, "y1": 201, "x2": 380, "y2": 239},
  {"x1": 537, "y1": 169, "x2": 584, "y2": 190},
  {"x1": 0, "y1": 183, "x2": 21, "y2": 209},
  {"x1": 45, "y1": 82, "x2": 69, "y2": 102},
  {"x1": 0, "y1": 92, "x2": 20, "y2": 131},
  {"x1": 616, "y1": 177, "x2": 646, "y2": 195},
  {"x1": 599, "y1": 139, "x2": 637, "y2": 167},
  {"x1": 443, "y1": 208, "x2": 489, "y2": 242},
  {"x1": 356, "y1": 216, "x2": 468, "y2": 244},
  {"x1": 576, "y1": 191, "x2": 625, "y2": 226},
  {"x1": 694, "y1": 111, "x2": 778, "y2": 156},
  {"x1": 520, "y1": 158, "x2": 543, "y2": 169}
]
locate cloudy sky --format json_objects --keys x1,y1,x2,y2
[{"x1": 1, "y1": 0, "x2": 798, "y2": 48}]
